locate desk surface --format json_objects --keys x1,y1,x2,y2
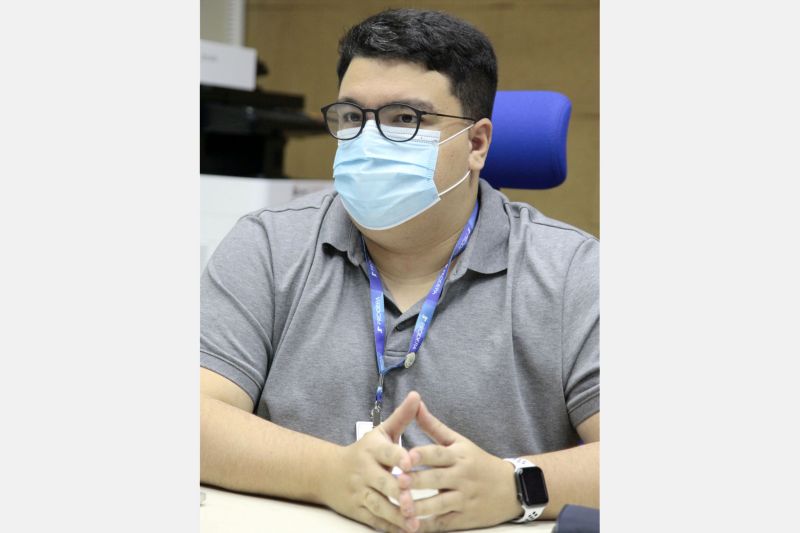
[{"x1": 201, "y1": 486, "x2": 556, "y2": 532}]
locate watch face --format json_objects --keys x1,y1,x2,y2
[{"x1": 518, "y1": 466, "x2": 549, "y2": 506}]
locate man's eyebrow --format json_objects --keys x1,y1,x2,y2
[
  {"x1": 337, "y1": 97, "x2": 364, "y2": 106},
  {"x1": 397, "y1": 99, "x2": 436, "y2": 112},
  {"x1": 336, "y1": 97, "x2": 436, "y2": 112}
]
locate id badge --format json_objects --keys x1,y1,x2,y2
[
  {"x1": 355, "y1": 421, "x2": 402, "y2": 446},
  {"x1": 355, "y1": 421, "x2": 374, "y2": 442}
]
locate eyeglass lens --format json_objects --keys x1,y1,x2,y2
[{"x1": 324, "y1": 103, "x2": 420, "y2": 141}]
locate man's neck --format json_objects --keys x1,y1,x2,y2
[
  {"x1": 363, "y1": 225, "x2": 465, "y2": 284},
  {"x1": 361, "y1": 194, "x2": 477, "y2": 284}
]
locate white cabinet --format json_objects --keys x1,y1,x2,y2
[{"x1": 200, "y1": 174, "x2": 333, "y2": 270}]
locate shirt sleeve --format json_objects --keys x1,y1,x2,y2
[
  {"x1": 200, "y1": 214, "x2": 275, "y2": 406},
  {"x1": 562, "y1": 237, "x2": 600, "y2": 430}
]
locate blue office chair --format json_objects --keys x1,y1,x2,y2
[{"x1": 481, "y1": 91, "x2": 572, "y2": 190}]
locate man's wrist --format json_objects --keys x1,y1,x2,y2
[
  {"x1": 311, "y1": 442, "x2": 344, "y2": 506},
  {"x1": 496, "y1": 458, "x2": 525, "y2": 522}
]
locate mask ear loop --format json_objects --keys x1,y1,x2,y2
[
  {"x1": 437, "y1": 122, "x2": 475, "y2": 197},
  {"x1": 438, "y1": 169, "x2": 471, "y2": 197},
  {"x1": 438, "y1": 123, "x2": 474, "y2": 146}
]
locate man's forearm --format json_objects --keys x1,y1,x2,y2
[
  {"x1": 200, "y1": 395, "x2": 339, "y2": 505},
  {"x1": 524, "y1": 441, "x2": 599, "y2": 520}
]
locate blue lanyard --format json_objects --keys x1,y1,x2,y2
[{"x1": 362, "y1": 201, "x2": 479, "y2": 426}]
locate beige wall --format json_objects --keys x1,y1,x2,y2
[{"x1": 245, "y1": 0, "x2": 598, "y2": 237}]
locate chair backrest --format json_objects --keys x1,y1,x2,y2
[{"x1": 481, "y1": 90, "x2": 572, "y2": 190}]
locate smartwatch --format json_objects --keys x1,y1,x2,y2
[{"x1": 503, "y1": 457, "x2": 549, "y2": 523}]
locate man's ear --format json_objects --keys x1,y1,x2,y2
[{"x1": 468, "y1": 118, "x2": 493, "y2": 173}]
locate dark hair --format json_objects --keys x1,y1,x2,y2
[{"x1": 336, "y1": 9, "x2": 498, "y2": 120}]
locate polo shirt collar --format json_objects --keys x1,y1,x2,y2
[
  {"x1": 319, "y1": 193, "x2": 364, "y2": 266},
  {"x1": 320, "y1": 178, "x2": 510, "y2": 274},
  {"x1": 459, "y1": 178, "x2": 510, "y2": 275}
]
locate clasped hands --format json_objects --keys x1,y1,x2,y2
[{"x1": 321, "y1": 391, "x2": 520, "y2": 533}]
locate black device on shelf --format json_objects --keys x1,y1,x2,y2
[{"x1": 200, "y1": 84, "x2": 326, "y2": 178}]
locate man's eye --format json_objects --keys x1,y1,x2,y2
[
  {"x1": 389, "y1": 113, "x2": 417, "y2": 124},
  {"x1": 342, "y1": 112, "x2": 361, "y2": 123}
]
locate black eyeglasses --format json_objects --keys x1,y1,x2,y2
[{"x1": 320, "y1": 101, "x2": 476, "y2": 142}]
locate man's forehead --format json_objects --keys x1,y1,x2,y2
[{"x1": 338, "y1": 57, "x2": 456, "y2": 110}]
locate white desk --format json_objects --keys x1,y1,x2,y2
[{"x1": 201, "y1": 485, "x2": 556, "y2": 532}]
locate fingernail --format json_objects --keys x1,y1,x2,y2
[
  {"x1": 398, "y1": 474, "x2": 410, "y2": 489},
  {"x1": 406, "y1": 517, "x2": 419, "y2": 532},
  {"x1": 410, "y1": 450, "x2": 420, "y2": 466},
  {"x1": 400, "y1": 492, "x2": 414, "y2": 515}
]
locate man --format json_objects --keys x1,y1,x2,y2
[{"x1": 201, "y1": 8, "x2": 598, "y2": 533}]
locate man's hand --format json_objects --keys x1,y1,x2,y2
[
  {"x1": 321, "y1": 391, "x2": 422, "y2": 533},
  {"x1": 407, "y1": 401, "x2": 521, "y2": 532}
]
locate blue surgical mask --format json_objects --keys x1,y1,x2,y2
[{"x1": 333, "y1": 121, "x2": 473, "y2": 230}]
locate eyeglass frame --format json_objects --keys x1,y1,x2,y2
[{"x1": 319, "y1": 101, "x2": 477, "y2": 143}]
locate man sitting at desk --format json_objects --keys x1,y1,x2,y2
[{"x1": 200, "y1": 8, "x2": 599, "y2": 533}]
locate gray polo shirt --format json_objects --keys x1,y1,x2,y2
[{"x1": 201, "y1": 179, "x2": 599, "y2": 458}]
